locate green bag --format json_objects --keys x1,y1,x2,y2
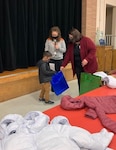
[{"x1": 80, "y1": 72, "x2": 101, "y2": 95}]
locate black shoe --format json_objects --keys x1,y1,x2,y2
[
  {"x1": 45, "y1": 100, "x2": 54, "y2": 104},
  {"x1": 51, "y1": 87, "x2": 54, "y2": 92},
  {"x1": 39, "y1": 98, "x2": 45, "y2": 101}
]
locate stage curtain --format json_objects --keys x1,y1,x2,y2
[{"x1": 0, "y1": 0, "x2": 81, "y2": 72}]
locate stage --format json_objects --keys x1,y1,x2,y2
[
  {"x1": 0, "y1": 67, "x2": 40, "y2": 102},
  {"x1": 0, "y1": 63, "x2": 75, "y2": 102}
]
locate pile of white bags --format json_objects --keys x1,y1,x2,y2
[{"x1": 93, "y1": 71, "x2": 116, "y2": 88}]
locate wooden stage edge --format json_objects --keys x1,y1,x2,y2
[
  {"x1": 0, "y1": 64, "x2": 75, "y2": 102},
  {"x1": 0, "y1": 67, "x2": 40, "y2": 102}
]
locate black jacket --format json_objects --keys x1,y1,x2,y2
[{"x1": 37, "y1": 60, "x2": 56, "y2": 83}]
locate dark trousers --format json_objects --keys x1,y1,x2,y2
[
  {"x1": 50, "y1": 59, "x2": 63, "y2": 72},
  {"x1": 75, "y1": 72, "x2": 81, "y2": 91},
  {"x1": 75, "y1": 68, "x2": 84, "y2": 92}
]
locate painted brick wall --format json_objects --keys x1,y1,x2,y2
[{"x1": 82, "y1": 0, "x2": 97, "y2": 42}]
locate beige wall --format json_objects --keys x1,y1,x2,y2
[
  {"x1": 96, "y1": 0, "x2": 106, "y2": 38},
  {"x1": 105, "y1": 7, "x2": 113, "y2": 34},
  {"x1": 96, "y1": 0, "x2": 116, "y2": 36},
  {"x1": 112, "y1": 7, "x2": 116, "y2": 49},
  {"x1": 106, "y1": 0, "x2": 116, "y2": 6},
  {"x1": 106, "y1": 0, "x2": 116, "y2": 48},
  {"x1": 75, "y1": 0, "x2": 116, "y2": 45}
]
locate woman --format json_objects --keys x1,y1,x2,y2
[
  {"x1": 60, "y1": 28, "x2": 98, "y2": 90},
  {"x1": 45, "y1": 26, "x2": 66, "y2": 72}
]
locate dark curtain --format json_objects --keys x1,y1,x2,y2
[{"x1": 0, "y1": 0, "x2": 81, "y2": 73}]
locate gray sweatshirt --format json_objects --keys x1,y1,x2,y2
[
  {"x1": 37, "y1": 60, "x2": 56, "y2": 83},
  {"x1": 45, "y1": 38, "x2": 66, "y2": 60}
]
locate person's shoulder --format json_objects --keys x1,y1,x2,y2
[
  {"x1": 46, "y1": 38, "x2": 52, "y2": 41},
  {"x1": 60, "y1": 38, "x2": 64, "y2": 41},
  {"x1": 81, "y1": 36, "x2": 94, "y2": 44},
  {"x1": 45, "y1": 38, "x2": 52, "y2": 44},
  {"x1": 81, "y1": 36, "x2": 92, "y2": 41},
  {"x1": 67, "y1": 42, "x2": 73, "y2": 46},
  {"x1": 37, "y1": 60, "x2": 46, "y2": 66},
  {"x1": 81, "y1": 36, "x2": 88, "y2": 40}
]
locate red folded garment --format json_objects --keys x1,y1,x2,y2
[{"x1": 61, "y1": 95, "x2": 116, "y2": 133}]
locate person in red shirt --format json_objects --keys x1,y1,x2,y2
[{"x1": 60, "y1": 28, "x2": 98, "y2": 90}]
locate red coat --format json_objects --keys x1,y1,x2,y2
[
  {"x1": 61, "y1": 95, "x2": 116, "y2": 133},
  {"x1": 62, "y1": 36, "x2": 98, "y2": 75}
]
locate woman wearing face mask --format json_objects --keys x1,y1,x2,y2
[
  {"x1": 45, "y1": 26, "x2": 66, "y2": 72},
  {"x1": 60, "y1": 28, "x2": 98, "y2": 90}
]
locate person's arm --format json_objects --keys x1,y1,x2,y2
[
  {"x1": 60, "y1": 44, "x2": 71, "y2": 69},
  {"x1": 84, "y1": 38, "x2": 97, "y2": 62},
  {"x1": 81, "y1": 38, "x2": 97, "y2": 67},
  {"x1": 44, "y1": 39, "x2": 49, "y2": 51},
  {"x1": 58, "y1": 39, "x2": 66, "y2": 53},
  {"x1": 41, "y1": 63, "x2": 56, "y2": 76}
]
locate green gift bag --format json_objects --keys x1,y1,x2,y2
[{"x1": 80, "y1": 72, "x2": 101, "y2": 95}]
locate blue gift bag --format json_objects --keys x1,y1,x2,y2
[{"x1": 51, "y1": 71, "x2": 69, "y2": 95}]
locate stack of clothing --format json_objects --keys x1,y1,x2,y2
[
  {"x1": 93, "y1": 71, "x2": 116, "y2": 88},
  {"x1": 0, "y1": 111, "x2": 114, "y2": 150}
]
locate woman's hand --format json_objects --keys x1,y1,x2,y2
[
  {"x1": 55, "y1": 44, "x2": 59, "y2": 50},
  {"x1": 60, "y1": 66, "x2": 64, "y2": 71},
  {"x1": 82, "y1": 59, "x2": 88, "y2": 67}
]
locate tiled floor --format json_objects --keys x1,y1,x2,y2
[{"x1": 0, "y1": 80, "x2": 79, "y2": 119}]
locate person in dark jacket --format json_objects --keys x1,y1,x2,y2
[
  {"x1": 37, "y1": 51, "x2": 56, "y2": 104},
  {"x1": 60, "y1": 28, "x2": 98, "y2": 90}
]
